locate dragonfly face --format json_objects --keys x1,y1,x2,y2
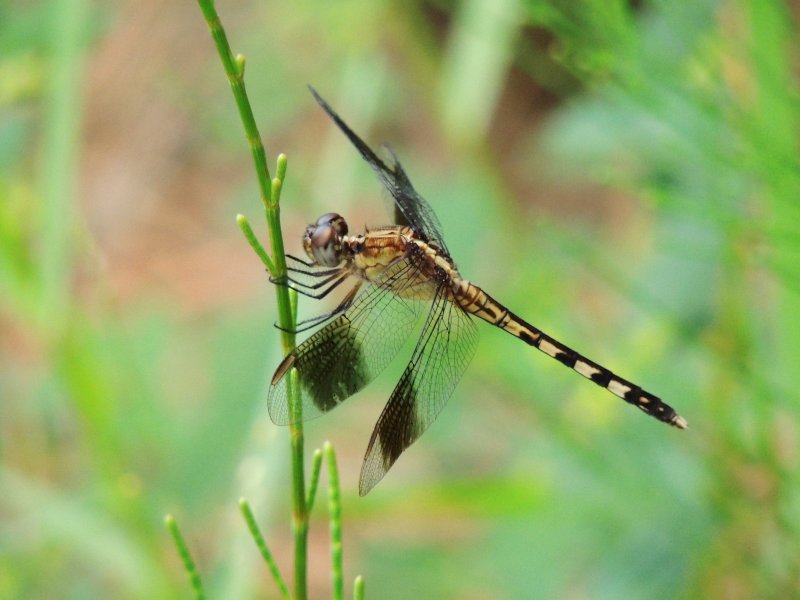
[
  {"x1": 267, "y1": 86, "x2": 687, "y2": 496},
  {"x1": 303, "y1": 212, "x2": 349, "y2": 267}
]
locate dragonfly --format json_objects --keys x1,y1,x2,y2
[{"x1": 268, "y1": 86, "x2": 687, "y2": 496}]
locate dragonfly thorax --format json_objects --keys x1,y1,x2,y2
[{"x1": 303, "y1": 212, "x2": 349, "y2": 267}]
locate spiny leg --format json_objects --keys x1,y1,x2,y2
[
  {"x1": 271, "y1": 272, "x2": 350, "y2": 300},
  {"x1": 285, "y1": 253, "x2": 317, "y2": 268},
  {"x1": 276, "y1": 282, "x2": 363, "y2": 334}
]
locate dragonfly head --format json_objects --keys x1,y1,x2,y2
[{"x1": 303, "y1": 212, "x2": 349, "y2": 267}]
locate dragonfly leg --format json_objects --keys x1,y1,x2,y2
[
  {"x1": 270, "y1": 269, "x2": 351, "y2": 300},
  {"x1": 285, "y1": 253, "x2": 317, "y2": 267},
  {"x1": 273, "y1": 281, "x2": 362, "y2": 333},
  {"x1": 286, "y1": 265, "x2": 343, "y2": 277},
  {"x1": 271, "y1": 269, "x2": 346, "y2": 291}
]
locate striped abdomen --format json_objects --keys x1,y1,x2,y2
[{"x1": 453, "y1": 280, "x2": 687, "y2": 429}]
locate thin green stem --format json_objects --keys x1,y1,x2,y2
[
  {"x1": 164, "y1": 515, "x2": 206, "y2": 600},
  {"x1": 195, "y1": 2, "x2": 307, "y2": 598},
  {"x1": 195, "y1": 1, "x2": 271, "y2": 207},
  {"x1": 288, "y1": 367, "x2": 307, "y2": 600},
  {"x1": 325, "y1": 442, "x2": 344, "y2": 600},
  {"x1": 269, "y1": 158, "x2": 307, "y2": 600},
  {"x1": 38, "y1": 0, "x2": 89, "y2": 332},
  {"x1": 265, "y1": 162, "x2": 296, "y2": 349},
  {"x1": 290, "y1": 286, "x2": 299, "y2": 325},
  {"x1": 239, "y1": 499, "x2": 291, "y2": 600},
  {"x1": 237, "y1": 214, "x2": 275, "y2": 273},
  {"x1": 275, "y1": 153, "x2": 288, "y2": 186},
  {"x1": 306, "y1": 448, "x2": 324, "y2": 512},
  {"x1": 353, "y1": 575, "x2": 365, "y2": 600},
  {"x1": 272, "y1": 155, "x2": 287, "y2": 205}
]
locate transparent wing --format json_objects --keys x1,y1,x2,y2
[
  {"x1": 359, "y1": 284, "x2": 479, "y2": 495},
  {"x1": 308, "y1": 86, "x2": 448, "y2": 253},
  {"x1": 382, "y1": 145, "x2": 447, "y2": 252},
  {"x1": 267, "y1": 257, "x2": 432, "y2": 425}
]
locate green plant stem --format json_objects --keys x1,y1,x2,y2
[
  {"x1": 236, "y1": 214, "x2": 274, "y2": 272},
  {"x1": 265, "y1": 165, "x2": 297, "y2": 348},
  {"x1": 164, "y1": 515, "x2": 206, "y2": 600},
  {"x1": 306, "y1": 448, "x2": 324, "y2": 512},
  {"x1": 239, "y1": 499, "x2": 291, "y2": 600},
  {"x1": 325, "y1": 442, "x2": 344, "y2": 600},
  {"x1": 353, "y1": 575, "x2": 365, "y2": 600},
  {"x1": 287, "y1": 368, "x2": 307, "y2": 600},
  {"x1": 195, "y1": 2, "x2": 307, "y2": 598},
  {"x1": 39, "y1": 0, "x2": 89, "y2": 333},
  {"x1": 195, "y1": 1, "x2": 271, "y2": 207}
]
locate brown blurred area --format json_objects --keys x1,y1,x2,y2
[{"x1": 82, "y1": 0, "x2": 260, "y2": 313}]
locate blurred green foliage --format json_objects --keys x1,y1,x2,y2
[{"x1": 1, "y1": 0, "x2": 798, "y2": 598}]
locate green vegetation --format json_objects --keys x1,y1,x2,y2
[{"x1": 1, "y1": 0, "x2": 797, "y2": 598}]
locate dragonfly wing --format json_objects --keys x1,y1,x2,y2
[
  {"x1": 381, "y1": 145, "x2": 447, "y2": 252},
  {"x1": 267, "y1": 256, "x2": 430, "y2": 425},
  {"x1": 359, "y1": 283, "x2": 479, "y2": 495},
  {"x1": 308, "y1": 86, "x2": 447, "y2": 253}
]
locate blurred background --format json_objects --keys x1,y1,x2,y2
[{"x1": 2, "y1": 0, "x2": 799, "y2": 598}]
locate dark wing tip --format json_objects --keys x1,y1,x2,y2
[
  {"x1": 307, "y1": 85, "x2": 342, "y2": 127},
  {"x1": 306, "y1": 85, "x2": 392, "y2": 174},
  {"x1": 308, "y1": 84, "x2": 325, "y2": 109}
]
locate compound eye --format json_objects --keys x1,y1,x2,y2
[
  {"x1": 302, "y1": 213, "x2": 348, "y2": 267},
  {"x1": 310, "y1": 226, "x2": 340, "y2": 266},
  {"x1": 316, "y1": 212, "x2": 348, "y2": 236},
  {"x1": 310, "y1": 224, "x2": 335, "y2": 251}
]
